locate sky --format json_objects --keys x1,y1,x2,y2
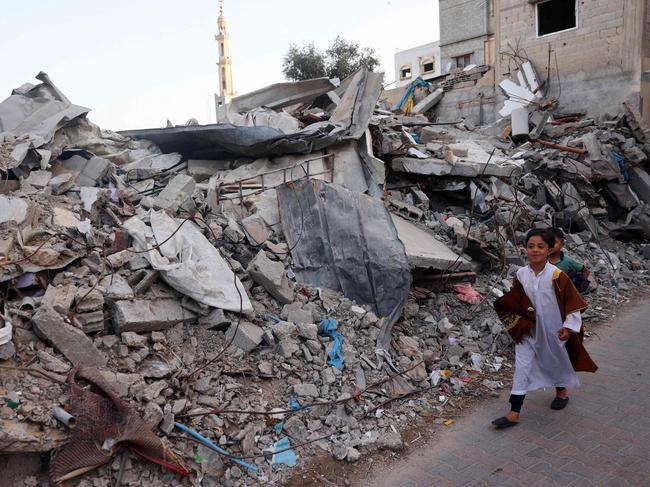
[{"x1": 0, "y1": 0, "x2": 439, "y2": 131}]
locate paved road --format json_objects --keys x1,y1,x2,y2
[{"x1": 362, "y1": 301, "x2": 650, "y2": 487}]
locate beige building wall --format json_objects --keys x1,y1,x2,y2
[{"x1": 494, "y1": 0, "x2": 645, "y2": 117}]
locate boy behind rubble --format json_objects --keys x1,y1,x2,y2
[
  {"x1": 548, "y1": 228, "x2": 590, "y2": 293},
  {"x1": 491, "y1": 228, "x2": 597, "y2": 429}
]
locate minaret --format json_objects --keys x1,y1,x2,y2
[{"x1": 215, "y1": 1, "x2": 235, "y2": 119}]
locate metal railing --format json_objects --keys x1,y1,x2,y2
[{"x1": 214, "y1": 153, "x2": 335, "y2": 207}]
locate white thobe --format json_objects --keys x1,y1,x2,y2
[{"x1": 511, "y1": 263, "x2": 582, "y2": 395}]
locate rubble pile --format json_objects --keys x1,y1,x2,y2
[{"x1": 0, "y1": 67, "x2": 649, "y2": 486}]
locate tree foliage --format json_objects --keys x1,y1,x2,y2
[
  {"x1": 282, "y1": 36, "x2": 380, "y2": 81},
  {"x1": 282, "y1": 43, "x2": 326, "y2": 81}
]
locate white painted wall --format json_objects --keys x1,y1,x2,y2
[{"x1": 394, "y1": 41, "x2": 441, "y2": 87}]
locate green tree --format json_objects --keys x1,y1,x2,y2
[
  {"x1": 325, "y1": 36, "x2": 380, "y2": 80},
  {"x1": 282, "y1": 37, "x2": 380, "y2": 81},
  {"x1": 282, "y1": 43, "x2": 327, "y2": 81}
]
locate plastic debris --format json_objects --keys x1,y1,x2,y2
[
  {"x1": 321, "y1": 318, "x2": 344, "y2": 369},
  {"x1": 270, "y1": 437, "x2": 297, "y2": 467},
  {"x1": 174, "y1": 422, "x2": 258, "y2": 472},
  {"x1": 452, "y1": 283, "x2": 483, "y2": 305}
]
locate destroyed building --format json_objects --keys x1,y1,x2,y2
[
  {"x1": 0, "y1": 26, "x2": 650, "y2": 484},
  {"x1": 397, "y1": 0, "x2": 650, "y2": 127}
]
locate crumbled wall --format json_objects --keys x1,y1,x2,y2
[{"x1": 495, "y1": 0, "x2": 645, "y2": 117}]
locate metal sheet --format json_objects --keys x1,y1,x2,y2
[{"x1": 277, "y1": 179, "x2": 410, "y2": 320}]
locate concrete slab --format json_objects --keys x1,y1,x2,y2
[
  {"x1": 230, "y1": 78, "x2": 336, "y2": 112},
  {"x1": 412, "y1": 88, "x2": 444, "y2": 114},
  {"x1": 391, "y1": 214, "x2": 471, "y2": 271},
  {"x1": 629, "y1": 167, "x2": 650, "y2": 203},
  {"x1": 111, "y1": 299, "x2": 196, "y2": 333},
  {"x1": 32, "y1": 306, "x2": 107, "y2": 367},
  {"x1": 392, "y1": 157, "x2": 522, "y2": 178}
]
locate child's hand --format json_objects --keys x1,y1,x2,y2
[{"x1": 558, "y1": 328, "x2": 570, "y2": 341}]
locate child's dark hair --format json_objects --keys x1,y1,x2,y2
[
  {"x1": 525, "y1": 228, "x2": 555, "y2": 248},
  {"x1": 550, "y1": 227, "x2": 565, "y2": 241}
]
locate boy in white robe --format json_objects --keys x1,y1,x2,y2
[{"x1": 492, "y1": 228, "x2": 595, "y2": 429}]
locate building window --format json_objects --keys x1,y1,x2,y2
[
  {"x1": 400, "y1": 65, "x2": 412, "y2": 80},
  {"x1": 421, "y1": 58, "x2": 435, "y2": 73},
  {"x1": 454, "y1": 54, "x2": 472, "y2": 69},
  {"x1": 537, "y1": 0, "x2": 576, "y2": 37},
  {"x1": 219, "y1": 42, "x2": 224, "y2": 57}
]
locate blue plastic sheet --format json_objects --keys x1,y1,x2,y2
[
  {"x1": 272, "y1": 437, "x2": 297, "y2": 467},
  {"x1": 289, "y1": 397, "x2": 301, "y2": 410},
  {"x1": 321, "y1": 318, "x2": 344, "y2": 369},
  {"x1": 611, "y1": 150, "x2": 629, "y2": 181}
]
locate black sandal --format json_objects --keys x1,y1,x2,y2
[
  {"x1": 491, "y1": 417, "x2": 519, "y2": 429},
  {"x1": 550, "y1": 396, "x2": 569, "y2": 410}
]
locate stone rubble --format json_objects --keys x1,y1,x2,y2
[{"x1": 0, "y1": 69, "x2": 648, "y2": 487}]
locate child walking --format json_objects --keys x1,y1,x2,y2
[
  {"x1": 491, "y1": 228, "x2": 597, "y2": 429},
  {"x1": 548, "y1": 227, "x2": 590, "y2": 293}
]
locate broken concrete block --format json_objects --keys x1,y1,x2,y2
[
  {"x1": 37, "y1": 350, "x2": 71, "y2": 374},
  {"x1": 153, "y1": 174, "x2": 195, "y2": 212},
  {"x1": 198, "y1": 308, "x2": 230, "y2": 330},
  {"x1": 225, "y1": 322, "x2": 264, "y2": 353},
  {"x1": 143, "y1": 402, "x2": 164, "y2": 428},
  {"x1": 412, "y1": 88, "x2": 443, "y2": 114},
  {"x1": 377, "y1": 431, "x2": 404, "y2": 451},
  {"x1": 23, "y1": 170, "x2": 52, "y2": 188},
  {"x1": 131, "y1": 270, "x2": 159, "y2": 295},
  {"x1": 0, "y1": 342, "x2": 16, "y2": 360},
  {"x1": 297, "y1": 322, "x2": 318, "y2": 341},
  {"x1": 241, "y1": 214, "x2": 270, "y2": 245},
  {"x1": 624, "y1": 146, "x2": 648, "y2": 164},
  {"x1": 272, "y1": 321, "x2": 297, "y2": 339},
  {"x1": 42, "y1": 284, "x2": 77, "y2": 312},
  {"x1": 187, "y1": 159, "x2": 229, "y2": 181},
  {"x1": 280, "y1": 302, "x2": 316, "y2": 325},
  {"x1": 74, "y1": 287, "x2": 104, "y2": 312},
  {"x1": 61, "y1": 155, "x2": 110, "y2": 186},
  {"x1": 106, "y1": 248, "x2": 135, "y2": 269},
  {"x1": 265, "y1": 241, "x2": 288, "y2": 255},
  {"x1": 74, "y1": 311, "x2": 105, "y2": 333},
  {"x1": 278, "y1": 337, "x2": 300, "y2": 357},
  {"x1": 0, "y1": 196, "x2": 30, "y2": 225},
  {"x1": 99, "y1": 274, "x2": 134, "y2": 300},
  {"x1": 121, "y1": 331, "x2": 148, "y2": 348},
  {"x1": 224, "y1": 219, "x2": 245, "y2": 243},
  {"x1": 142, "y1": 380, "x2": 167, "y2": 401},
  {"x1": 292, "y1": 383, "x2": 319, "y2": 397},
  {"x1": 247, "y1": 250, "x2": 293, "y2": 304},
  {"x1": 629, "y1": 167, "x2": 650, "y2": 204},
  {"x1": 32, "y1": 306, "x2": 107, "y2": 367},
  {"x1": 111, "y1": 299, "x2": 195, "y2": 333},
  {"x1": 48, "y1": 173, "x2": 76, "y2": 195}
]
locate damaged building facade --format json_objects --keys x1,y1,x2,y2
[{"x1": 432, "y1": 0, "x2": 650, "y2": 125}]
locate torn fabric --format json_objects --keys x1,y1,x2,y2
[
  {"x1": 122, "y1": 211, "x2": 253, "y2": 313},
  {"x1": 50, "y1": 367, "x2": 189, "y2": 483}
]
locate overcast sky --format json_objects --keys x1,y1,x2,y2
[{"x1": 0, "y1": 0, "x2": 439, "y2": 131}]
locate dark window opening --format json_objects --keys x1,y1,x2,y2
[
  {"x1": 537, "y1": 0, "x2": 576, "y2": 36},
  {"x1": 454, "y1": 54, "x2": 472, "y2": 69},
  {"x1": 400, "y1": 66, "x2": 412, "y2": 79},
  {"x1": 219, "y1": 42, "x2": 224, "y2": 57},
  {"x1": 422, "y1": 61, "x2": 434, "y2": 73}
]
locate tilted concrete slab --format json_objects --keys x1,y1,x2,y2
[
  {"x1": 391, "y1": 214, "x2": 471, "y2": 271},
  {"x1": 230, "y1": 78, "x2": 336, "y2": 112}
]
